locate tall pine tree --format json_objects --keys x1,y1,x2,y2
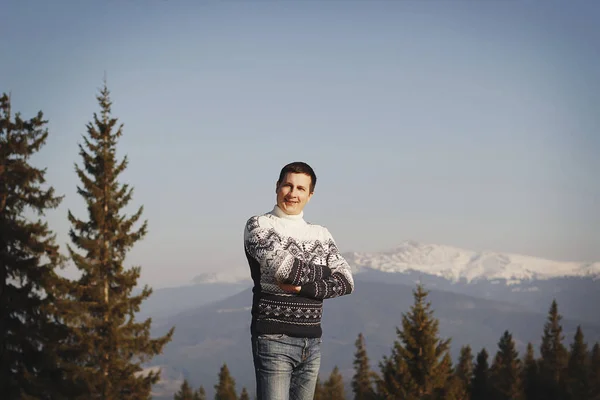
[
  {"x1": 0, "y1": 92, "x2": 73, "y2": 399},
  {"x1": 538, "y1": 299, "x2": 568, "y2": 400},
  {"x1": 214, "y1": 363, "x2": 237, "y2": 400},
  {"x1": 324, "y1": 366, "x2": 346, "y2": 400},
  {"x1": 566, "y1": 326, "x2": 590, "y2": 400},
  {"x1": 193, "y1": 386, "x2": 206, "y2": 400},
  {"x1": 314, "y1": 376, "x2": 326, "y2": 400},
  {"x1": 56, "y1": 82, "x2": 174, "y2": 399},
  {"x1": 174, "y1": 379, "x2": 194, "y2": 400},
  {"x1": 589, "y1": 343, "x2": 600, "y2": 400},
  {"x1": 352, "y1": 333, "x2": 377, "y2": 400},
  {"x1": 456, "y1": 346, "x2": 474, "y2": 388},
  {"x1": 378, "y1": 283, "x2": 452, "y2": 399},
  {"x1": 444, "y1": 345, "x2": 473, "y2": 400},
  {"x1": 238, "y1": 387, "x2": 250, "y2": 400},
  {"x1": 470, "y1": 348, "x2": 491, "y2": 400},
  {"x1": 522, "y1": 342, "x2": 540, "y2": 400},
  {"x1": 489, "y1": 330, "x2": 523, "y2": 400}
]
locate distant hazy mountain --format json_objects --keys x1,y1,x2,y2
[
  {"x1": 146, "y1": 279, "x2": 600, "y2": 400},
  {"x1": 174, "y1": 241, "x2": 600, "y2": 288},
  {"x1": 352, "y1": 268, "x2": 600, "y2": 324},
  {"x1": 345, "y1": 240, "x2": 600, "y2": 283},
  {"x1": 137, "y1": 282, "x2": 250, "y2": 326},
  {"x1": 152, "y1": 241, "x2": 600, "y2": 324},
  {"x1": 192, "y1": 271, "x2": 252, "y2": 284}
]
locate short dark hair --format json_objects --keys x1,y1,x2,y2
[{"x1": 277, "y1": 161, "x2": 317, "y2": 193}]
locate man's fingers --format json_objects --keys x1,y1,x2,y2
[{"x1": 278, "y1": 283, "x2": 300, "y2": 293}]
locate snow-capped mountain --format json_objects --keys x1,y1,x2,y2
[
  {"x1": 343, "y1": 241, "x2": 600, "y2": 325},
  {"x1": 191, "y1": 240, "x2": 600, "y2": 286},
  {"x1": 344, "y1": 240, "x2": 600, "y2": 284}
]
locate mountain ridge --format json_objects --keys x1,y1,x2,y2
[
  {"x1": 192, "y1": 240, "x2": 600, "y2": 284},
  {"x1": 346, "y1": 240, "x2": 600, "y2": 284}
]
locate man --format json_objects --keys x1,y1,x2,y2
[{"x1": 243, "y1": 161, "x2": 355, "y2": 400}]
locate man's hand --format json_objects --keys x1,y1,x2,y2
[{"x1": 277, "y1": 282, "x2": 301, "y2": 293}]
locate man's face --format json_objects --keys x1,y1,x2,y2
[{"x1": 276, "y1": 172, "x2": 313, "y2": 215}]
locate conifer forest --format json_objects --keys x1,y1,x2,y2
[{"x1": 2, "y1": 84, "x2": 600, "y2": 400}]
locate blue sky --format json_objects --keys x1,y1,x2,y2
[{"x1": 2, "y1": 0, "x2": 599, "y2": 288}]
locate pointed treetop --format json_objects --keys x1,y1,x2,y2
[{"x1": 98, "y1": 80, "x2": 112, "y2": 124}]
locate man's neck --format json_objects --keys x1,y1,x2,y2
[{"x1": 271, "y1": 205, "x2": 304, "y2": 221}]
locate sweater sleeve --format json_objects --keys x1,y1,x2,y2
[
  {"x1": 299, "y1": 229, "x2": 355, "y2": 300},
  {"x1": 244, "y1": 216, "x2": 332, "y2": 285}
]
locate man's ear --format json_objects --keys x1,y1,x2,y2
[{"x1": 275, "y1": 181, "x2": 280, "y2": 193}]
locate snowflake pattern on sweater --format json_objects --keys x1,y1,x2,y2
[{"x1": 244, "y1": 205, "x2": 354, "y2": 338}]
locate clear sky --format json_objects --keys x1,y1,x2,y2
[{"x1": 2, "y1": 0, "x2": 599, "y2": 288}]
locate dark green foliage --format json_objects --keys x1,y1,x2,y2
[
  {"x1": 314, "y1": 376, "x2": 326, "y2": 400},
  {"x1": 174, "y1": 380, "x2": 205, "y2": 400},
  {"x1": 456, "y1": 346, "x2": 474, "y2": 387},
  {"x1": 238, "y1": 387, "x2": 249, "y2": 400},
  {"x1": 470, "y1": 348, "x2": 491, "y2": 400},
  {"x1": 56, "y1": 82, "x2": 174, "y2": 399},
  {"x1": 194, "y1": 386, "x2": 206, "y2": 400},
  {"x1": 566, "y1": 326, "x2": 590, "y2": 400},
  {"x1": 352, "y1": 333, "x2": 377, "y2": 400},
  {"x1": 538, "y1": 299, "x2": 569, "y2": 400},
  {"x1": 589, "y1": 343, "x2": 600, "y2": 400},
  {"x1": 522, "y1": 343, "x2": 540, "y2": 400},
  {"x1": 323, "y1": 366, "x2": 346, "y2": 400},
  {"x1": 0, "y1": 93, "x2": 73, "y2": 399},
  {"x1": 489, "y1": 330, "x2": 523, "y2": 400},
  {"x1": 214, "y1": 363, "x2": 237, "y2": 400},
  {"x1": 377, "y1": 352, "x2": 411, "y2": 399},
  {"x1": 444, "y1": 345, "x2": 473, "y2": 400},
  {"x1": 174, "y1": 379, "x2": 195, "y2": 400},
  {"x1": 377, "y1": 283, "x2": 452, "y2": 399}
]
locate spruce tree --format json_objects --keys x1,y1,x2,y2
[
  {"x1": 55, "y1": 82, "x2": 174, "y2": 399},
  {"x1": 538, "y1": 299, "x2": 568, "y2": 400},
  {"x1": 324, "y1": 366, "x2": 346, "y2": 400},
  {"x1": 470, "y1": 348, "x2": 491, "y2": 400},
  {"x1": 489, "y1": 330, "x2": 523, "y2": 400},
  {"x1": 439, "y1": 354, "x2": 460, "y2": 400},
  {"x1": 589, "y1": 343, "x2": 600, "y2": 400},
  {"x1": 377, "y1": 283, "x2": 452, "y2": 399},
  {"x1": 566, "y1": 326, "x2": 590, "y2": 400},
  {"x1": 444, "y1": 345, "x2": 473, "y2": 400},
  {"x1": 238, "y1": 387, "x2": 250, "y2": 400},
  {"x1": 314, "y1": 376, "x2": 326, "y2": 400},
  {"x1": 193, "y1": 386, "x2": 206, "y2": 400},
  {"x1": 522, "y1": 342, "x2": 540, "y2": 400},
  {"x1": 214, "y1": 363, "x2": 237, "y2": 400},
  {"x1": 377, "y1": 353, "x2": 411, "y2": 399},
  {"x1": 352, "y1": 333, "x2": 377, "y2": 400},
  {"x1": 456, "y1": 346, "x2": 474, "y2": 387},
  {"x1": 174, "y1": 379, "x2": 195, "y2": 400},
  {"x1": 0, "y1": 93, "x2": 73, "y2": 399}
]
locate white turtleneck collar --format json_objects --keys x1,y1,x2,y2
[{"x1": 271, "y1": 205, "x2": 305, "y2": 221}]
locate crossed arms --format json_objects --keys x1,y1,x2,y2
[{"x1": 244, "y1": 216, "x2": 354, "y2": 300}]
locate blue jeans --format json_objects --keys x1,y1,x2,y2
[{"x1": 251, "y1": 334, "x2": 322, "y2": 400}]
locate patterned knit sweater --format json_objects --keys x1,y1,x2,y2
[{"x1": 244, "y1": 205, "x2": 355, "y2": 338}]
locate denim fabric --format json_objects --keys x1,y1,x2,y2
[{"x1": 252, "y1": 334, "x2": 322, "y2": 400}]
